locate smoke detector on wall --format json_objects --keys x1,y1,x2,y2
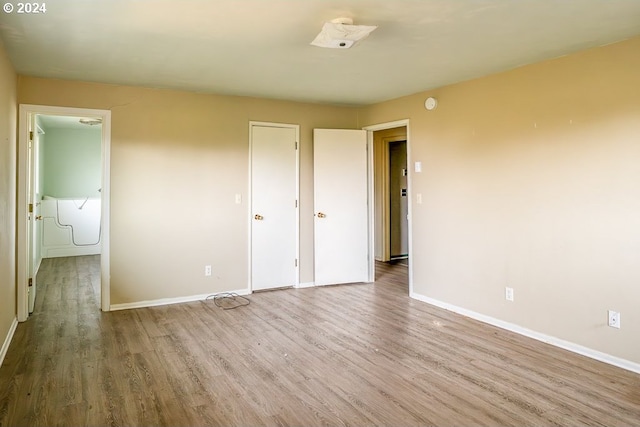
[
  {"x1": 311, "y1": 17, "x2": 377, "y2": 49},
  {"x1": 79, "y1": 117, "x2": 103, "y2": 126},
  {"x1": 424, "y1": 97, "x2": 438, "y2": 111}
]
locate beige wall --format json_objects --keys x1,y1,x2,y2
[
  {"x1": 0, "y1": 39, "x2": 17, "y2": 350},
  {"x1": 359, "y1": 36, "x2": 640, "y2": 364},
  {"x1": 18, "y1": 77, "x2": 358, "y2": 304}
]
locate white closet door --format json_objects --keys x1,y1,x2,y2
[{"x1": 251, "y1": 124, "x2": 298, "y2": 290}]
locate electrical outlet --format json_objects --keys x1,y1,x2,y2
[
  {"x1": 608, "y1": 310, "x2": 620, "y2": 329},
  {"x1": 505, "y1": 287, "x2": 514, "y2": 302},
  {"x1": 205, "y1": 265, "x2": 212, "y2": 277}
]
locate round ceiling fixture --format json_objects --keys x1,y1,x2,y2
[{"x1": 424, "y1": 97, "x2": 438, "y2": 111}]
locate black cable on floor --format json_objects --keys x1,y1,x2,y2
[{"x1": 206, "y1": 292, "x2": 250, "y2": 310}]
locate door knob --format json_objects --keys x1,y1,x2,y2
[
  {"x1": 317, "y1": 212, "x2": 326, "y2": 218},
  {"x1": 35, "y1": 215, "x2": 42, "y2": 220},
  {"x1": 254, "y1": 214, "x2": 264, "y2": 220}
]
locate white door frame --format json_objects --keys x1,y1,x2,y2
[
  {"x1": 248, "y1": 121, "x2": 300, "y2": 291},
  {"x1": 17, "y1": 104, "x2": 112, "y2": 320},
  {"x1": 364, "y1": 119, "x2": 412, "y2": 293}
]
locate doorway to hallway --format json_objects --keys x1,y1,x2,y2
[
  {"x1": 366, "y1": 120, "x2": 412, "y2": 292},
  {"x1": 388, "y1": 140, "x2": 408, "y2": 262}
]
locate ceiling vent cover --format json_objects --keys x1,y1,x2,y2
[{"x1": 311, "y1": 17, "x2": 377, "y2": 49}]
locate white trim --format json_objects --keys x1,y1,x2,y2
[
  {"x1": 110, "y1": 289, "x2": 251, "y2": 311},
  {"x1": 41, "y1": 246, "x2": 101, "y2": 258},
  {"x1": 0, "y1": 318, "x2": 18, "y2": 368},
  {"x1": 364, "y1": 119, "x2": 410, "y2": 132},
  {"x1": 295, "y1": 281, "x2": 316, "y2": 289},
  {"x1": 248, "y1": 121, "x2": 300, "y2": 292},
  {"x1": 100, "y1": 112, "x2": 112, "y2": 312},
  {"x1": 363, "y1": 119, "x2": 413, "y2": 294},
  {"x1": 18, "y1": 104, "x2": 112, "y2": 321},
  {"x1": 411, "y1": 291, "x2": 640, "y2": 375},
  {"x1": 365, "y1": 130, "x2": 375, "y2": 282}
]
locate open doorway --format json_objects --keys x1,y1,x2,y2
[
  {"x1": 388, "y1": 139, "x2": 408, "y2": 263},
  {"x1": 34, "y1": 115, "x2": 103, "y2": 312},
  {"x1": 372, "y1": 126, "x2": 409, "y2": 262},
  {"x1": 365, "y1": 120, "x2": 412, "y2": 293},
  {"x1": 17, "y1": 105, "x2": 111, "y2": 321}
]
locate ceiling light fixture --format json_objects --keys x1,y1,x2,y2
[
  {"x1": 311, "y1": 17, "x2": 377, "y2": 49},
  {"x1": 79, "y1": 117, "x2": 103, "y2": 126}
]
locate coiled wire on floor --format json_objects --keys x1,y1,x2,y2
[{"x1": 206, "y1": 292, "x2": 250, "y2": 310}]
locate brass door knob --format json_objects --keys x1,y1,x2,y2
[
  {"x1": 35, "y1": 215, "x2": 43, "y2": 220},
  {"x1": 254, "y1": 214, "x2": 264, "y2": 220},
  {"x1": 317, "y1": 212, "x2": 326, "y2": 218}
]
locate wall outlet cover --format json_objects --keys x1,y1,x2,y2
[
  {"x1": 608, "y1": 310, "x2": 620, "y2": 329},
  {"x1": 505, "y1": 287, "x2": 514, "y2": 302}
]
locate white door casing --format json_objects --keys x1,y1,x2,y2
[
  {"x1": 313, "y1": 129, "x2": 369, "y2": 286},
  {"x1": 250, "y1": 123, "x2": 299, "y2": 291}
]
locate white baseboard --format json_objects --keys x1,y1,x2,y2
[
  {"x1": 43, "y1": 246, "x2": 101, "y2": 258},
  {"x1": 411, "y1": 292, "x2": 640, "y2": 375},
  {"x1": 0, "y1": 317, "x2": 18, "y2": 368},
  {"x1": 295, "y1": 281, "x2": 316, "y2": 289},
  {"x1": 110, "y1": 288, "x2": 251, "y2": 311},
  {"x1": 296, "y1": 282, "x2": 350, "y2": 288}
]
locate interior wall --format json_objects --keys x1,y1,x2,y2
[
  {"x1": 41, "y1": 126, "x2": 102, "y2": 198},
  {"x1": 18, "y1": 77, "x2": 358, "y2": 304},
  {"x1": 0, "y1": 39, "x2": 17, "y2": 356},
  {"x1": 359, "y1": 36, "x2": 640, "y2": 365}
]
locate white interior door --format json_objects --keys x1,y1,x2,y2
[
  {"x1": 250, "y1": 124, "x2": 299, "y2": 291},
  {"x1": 314, "y1": 129, "x2": 369, "y2": 286},
  {"x1": 27, "y1": 116, "x2": 39, "y2": 313}
]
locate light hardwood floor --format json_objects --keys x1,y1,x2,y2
[{"x1": 0, "y1": 255, "x2": 638, "y2": 426}]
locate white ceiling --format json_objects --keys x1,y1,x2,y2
[{"x1": 1, "y1": 0, "x2": 639, "y2": 106}]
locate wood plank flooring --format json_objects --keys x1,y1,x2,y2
[{"x1": 1, "y1": 255, "x2": 639, "y2": 426}]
